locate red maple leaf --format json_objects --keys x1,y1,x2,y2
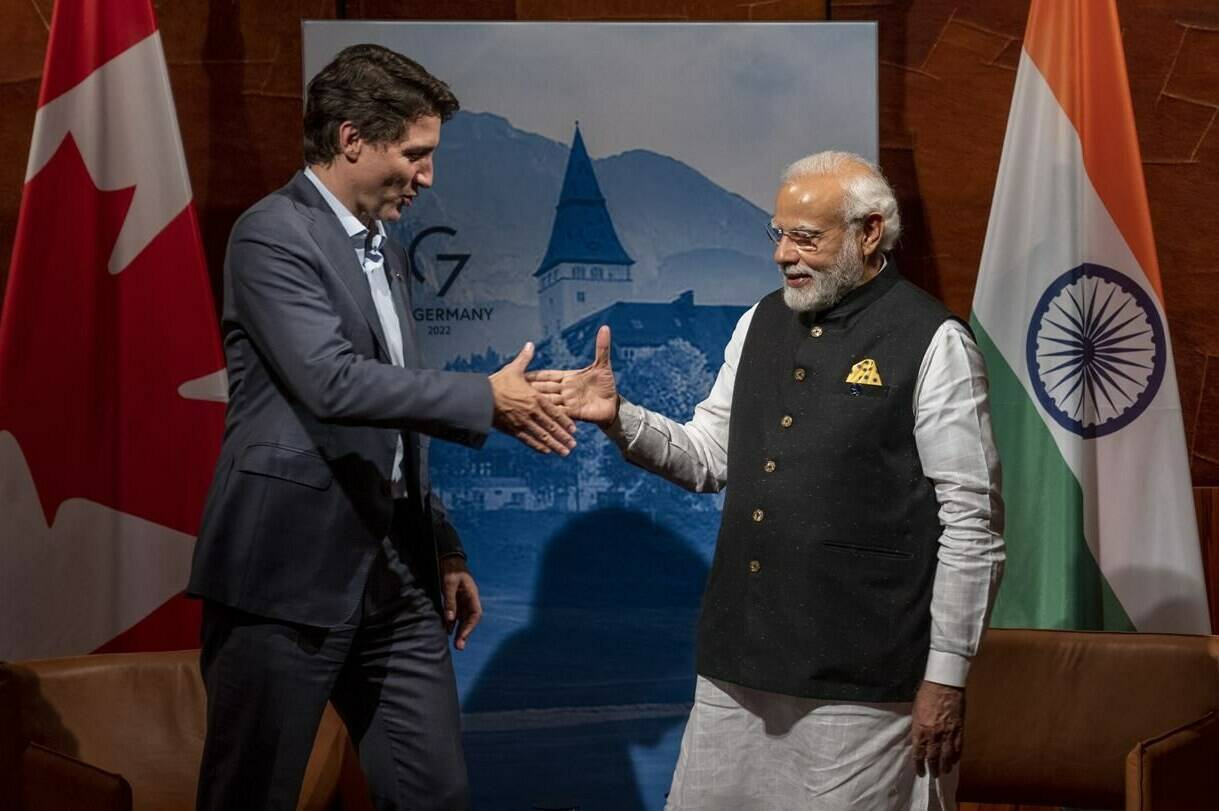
[{"x1": 0, "y1": 133, "x2": 225, "y2": 538}]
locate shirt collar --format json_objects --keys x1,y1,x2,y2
[{"x1": 303, "y1": 167, "x2": 386, "y2": 246}]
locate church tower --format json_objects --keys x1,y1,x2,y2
[{"x1": 535, "y1": 125, "x2": 634, "y2": 338}]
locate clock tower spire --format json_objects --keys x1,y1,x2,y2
[{"x1": 535, "y1": 124, "x2": 634, "y2": 338}]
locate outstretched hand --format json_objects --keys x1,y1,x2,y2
[
  {"x1": 527, "y1": 325, "x2": 619, "y2": 427},
  {"x1": 489, "y1": 342, "x2": 577, "y2": 455}
]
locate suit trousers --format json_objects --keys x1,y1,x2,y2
[{"x1": 196, "y1": 504, "x2": 467, "y2": 811}]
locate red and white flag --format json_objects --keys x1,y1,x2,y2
[{"x1": 0, "y1": 0, "x2": 226, "y2": 659}]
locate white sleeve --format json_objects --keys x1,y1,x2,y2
[
  {"x1": 915, "y1": 320, "x2": 1007, "y2": 687},
  {"x1": 602, "y1": 305, "x2": 757, "y2": 493}
]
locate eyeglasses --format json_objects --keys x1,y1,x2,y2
[{"x1": 765, "y1": 221, "x2": 849, "y2": 254}]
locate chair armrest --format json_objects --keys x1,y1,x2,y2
[
  {"x1": 20, "y1": 742, "x2": 131, "y2": 811},
  {"x1": 299, "y1": 704, "x2": 370, "y2": 811},
  {"x1": 1126, "y1": 711, "x2": 1219, "y2": 811}
]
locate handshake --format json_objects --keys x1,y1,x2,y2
[{"x1": 487, "y1": 325, "x2": 617, "y2": 455}]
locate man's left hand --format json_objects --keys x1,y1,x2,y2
[
  {"x1": 910, "y1": 680, "x2": 965, "y2": 778},
  {"x1": 440, "y1": 556, "x2": 482, "y2": 651}
]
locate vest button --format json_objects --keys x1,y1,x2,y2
[
  {"x1": 752, "y1": 508, "x2": 764, "y2": 522},
  {"x1": 809, "y1": 325, "x2": 824, "y2": 337},
  {"x1": 749, "y1": 560, "x2": 761, "y2": 573},
  {"x1": 793, "y1": 367, "x2": 807, "y2": 382},
  {"x1": 763, "y1": 460, "x2": 776, "y2": 473},
  {"x1": 780, "y1": 415, "x2": 793, "y2": 428}
]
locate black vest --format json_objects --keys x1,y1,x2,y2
[{"x1": 696, "y1": 266, "x2": 952, "y2": 701}]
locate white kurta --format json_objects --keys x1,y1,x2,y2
[
  {"x1": 666, "y1": 677, "x2": 957, "y2": 810},
  {"x1": 605, "y1": 290, "x2": 1005, "y2": 810}
]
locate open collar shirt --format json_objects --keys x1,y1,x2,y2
[{"x1": 303, "y1": 167, "x2": 407, "y2": 499}]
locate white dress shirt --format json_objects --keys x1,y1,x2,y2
[
  {"x1": 304, "y1": 168, "x2": 407, "y2": 498},
  {"x1": 606, "y1": 285, "x2": 1005, "y2": 687}
]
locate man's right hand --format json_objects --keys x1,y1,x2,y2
[
  {"x1": 489, "y1": 342, "x2": 577, "y2": 455},
  {"x1": 527, "y1": 325, "x2": 619, "y2": 428}
]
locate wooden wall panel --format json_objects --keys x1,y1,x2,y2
[
  {"x1": 346, "y1": 0, "x2": 515, "y2": 18},
  {"x1": 513, "y1": 0, "x2": 826, "y2": 20},
  {"x1": 166, "y1": 0, "x2": 337, "y2": 312},
  {"x1": 1194, "y1": 488, "x2": 1219, "y2": 633},
  {"x1": 0, "y1": 0, "x2": 53, "y2": 302}
]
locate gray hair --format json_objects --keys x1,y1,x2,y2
[{"x1": 780, "y1": 151, "x2": 901, "y2": 252}]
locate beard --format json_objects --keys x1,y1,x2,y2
[{"x1": 780, "y1": 236, "x2": 867, "y2": 313}]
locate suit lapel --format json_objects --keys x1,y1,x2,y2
[
  {"x1": 289, "y1": 173, "x2": 391, "y2": 359},
  {"x1": 383, "y1": 240, "x2": 425, "y2": 495},
  {"x1": 384, "y1": 244, "x2": 422, "y2": 369}
]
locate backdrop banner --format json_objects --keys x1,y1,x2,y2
[{"x1": 305, "y1": 22, "x2": 878, "y2": 810}]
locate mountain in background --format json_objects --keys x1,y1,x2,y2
[
  {"x1": 391, "y1": 111, "x2": 776, "y2": 362},
  {"x1": 595, "y1": 149, "x2": 775, "y2": 301}
]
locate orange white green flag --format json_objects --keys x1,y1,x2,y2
[{"x1": 970, "y1": 0, "x2": 1211, "y2": 632}]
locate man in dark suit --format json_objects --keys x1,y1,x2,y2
[{"x1": 187, "y1": 44, "x2": 575, "y2": 811}]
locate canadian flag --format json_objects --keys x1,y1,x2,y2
[{"x1": 0, "y1": 0, "x2": 226, "y2": 659}]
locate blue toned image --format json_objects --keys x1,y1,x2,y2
[{"x1": 303, "y1": 22, "x2": 878, "y2": 809}]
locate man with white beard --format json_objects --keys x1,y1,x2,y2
[{"x1": 529, "y1": 151, "x2": 1006, "y2": 810}]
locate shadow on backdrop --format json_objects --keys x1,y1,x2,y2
[{"x1": 462, "y1": 507, "x2": 708, "y2": 811}]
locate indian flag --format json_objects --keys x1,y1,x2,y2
[{"x1": 970, "y1": 0, "x2": 1211, "y2": 633}]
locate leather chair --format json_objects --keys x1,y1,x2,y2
[
  {"x1": 958, "y1": 628, "x2": 1219, "y2": 810},
  {"x1": 0, "y1": 649, "x2": 373, "y2": 811},
  {"x1": 5, "y1": 631, "x2": 1216, "y2": 810}
]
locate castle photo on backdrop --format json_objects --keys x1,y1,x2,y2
[{"x1": 303, "y1": 22, "x2": 878, "y2": 810}]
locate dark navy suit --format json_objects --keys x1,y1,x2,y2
[{"x1": 188, "y1": 171, "x2": 492, "y2": 810}]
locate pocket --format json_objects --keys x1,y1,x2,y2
[
  {"x1": 822, "y1": 540, "x2": 913, "y2": 560},
  {"x1": 237, "y1": 442, "x2": 333, "y2": 490},
  {"x1": 838, "y1": 382, "x2": 891, "y2": 399}
]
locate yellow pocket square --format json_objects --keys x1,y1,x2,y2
[{"x1": 845, "y1": 358, "x2": 883, "y2": 386}]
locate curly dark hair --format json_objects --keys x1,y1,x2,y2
[{"x1": 303, "y1": 43, "x2": 460, "y2": 165}]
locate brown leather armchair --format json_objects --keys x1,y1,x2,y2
[
  {"x1": 958, "y1": 628, "x2": 1219, "y2": 810},
  {"x1": 0, "y1": 649, "x2": 373, "y2": 811},
  {"x1": 5, "y1": 631, "x2": 1216, "y2": 810}
]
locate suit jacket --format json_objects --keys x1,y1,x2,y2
[{"x1": 187, "y1": 171, "x2": 493, "y2": 627}]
